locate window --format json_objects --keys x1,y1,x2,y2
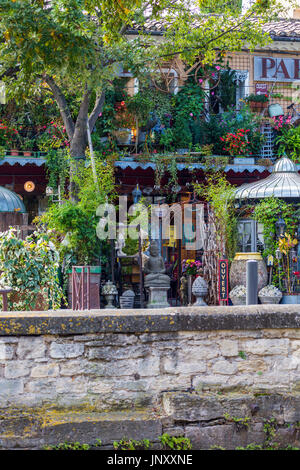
[{"x1": 237, "y1": 219, "x2": 264, "y2": 253}]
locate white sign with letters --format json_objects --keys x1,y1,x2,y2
[{"x1": 254, "y1": 56, "x2": 300, "y2": 82}]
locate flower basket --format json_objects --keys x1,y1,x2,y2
[
  {"x1": 114, "y1": 128, "x2": 132, "y2": 145},
  {"x1": 249, "y1": 101, "x2": 268, "y2": 112}
]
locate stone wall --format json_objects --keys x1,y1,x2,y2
[{"x1": 1, "y1": 305, "x2": 300, "y2": 449}]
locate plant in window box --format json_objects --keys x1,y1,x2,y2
[
  {"x1": 0, "y1": 121, "x2": 20, "y2": 155},
  {"x1": 22, "y1": 137, "x2": 35, "y2": 156},
  {"x1": 244, "y1": 93, "x2": 269, "y2": 111},
  {"x1": 220, "y1": 129, "x2": 252, "y2": 162}
]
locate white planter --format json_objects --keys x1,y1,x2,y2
[
  {"x1": 114, "y1": 128, "x2": 132, "y2": 145},
  {"x1": 230, "y1": 296, "x2": 246, "y2": 306},
  {"x1": 233, "y1": 157, "x2": 256, "y2": 165},
  {"x1": 259, "y1": 295, "x2": 281, "y2": 304}
]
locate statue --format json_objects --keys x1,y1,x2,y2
[
  {"x1": 143, "y1": 240, "x2": 170, "y2": 308},
  {"x1": 144, "y1": 240, "x2": 170, "y2": 288},
  {"x1": 180, "y1": 275, "x2": 188, "y2": 306}
]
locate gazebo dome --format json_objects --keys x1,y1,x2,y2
[
  {"x1": 0, "y1": 186, "x2": 26, "y2": 213},
  {"x1": 235, "y1": 155, "x2": 300, "y2": 200}
]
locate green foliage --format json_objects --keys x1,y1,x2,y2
[
  {"x1": 159, "y1": 433, "x2": 192, "y2": 450},
  {"x1": 253, "y1": 198, "x2": 298, "y2": 288},
  {"x1": 238, "y1": 350, "x2": 247, "y2": 360},
  {"x1": 113, "y1": 438, "x2": 151, "y2": 450},
  {"x1": 44, "y1": 441, "x2": 91, "y2": 451},
  {"x1": 194, "y1": 173, "x2": 237, "y2": 260},
  {"x1": 275, "y1": 127, "x2": 300, "y2": 161},
  {"x1": 245, "y1": 93, "x2": 269, "y2": 103},
  {"x1": 217, "y1": 68, "x2": 237, "y2": 111},
  {"x1": 44, "y1": 148, "x2": 70, "y2": 195},
  {"x1": 126, "y1": 92, "x2": 154, "y2": 127},
  {"x1": 224, "y1": 413, "x2": 251, "y2": 430},
  {"x1": 39, "y1": 202, "x2": 98, "y2": 265},
  {"x1": 0, "y1": 228, "x2": 64, "y2": 311},
  {"x1": 39, "y1": 158, "x2": 116, "y2": 276},
  {"x1": 196, "y1": 105, "x2": 265, "y2": 155}
]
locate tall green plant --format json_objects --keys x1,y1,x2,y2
[
  {"x1": 0, "y1": 229, "x2": 63, "y2": 311},
  {"x1": 194, "y1": 173, "x2": 237, "y2": 260}
]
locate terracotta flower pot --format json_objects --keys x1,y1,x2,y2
[{"x1": 10, "y1": 149, "x2": 19, "y2": 156}]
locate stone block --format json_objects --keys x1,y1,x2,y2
[
  {"x1": 17, "y1": 337, "x2": 46, "y2": 359},
  {"x1": 5, "y1": 361, "x2": 31, "y2": 379},
  {"x1": 42, "y1": 412, "x2": 162, "y2": 447},
  {"x1": 50, "y1": 342, "x2": 84, "y2": 359},
  {"x1": 0, "y1": 379, "x2": 23, "y2": 395},
  {"x1": 31, "y1": 363, "x2": 59, "y2": 378},
  {"x1": 0, "y1": 343, "x2": 14, "y2": 360},
  {"x1": 211, "y1": 360, "x2": 238, "y2": 375},
  {"x1": 219, "y1": 340, "x2": 239, "y2": 357},
  {"x1": 242, "y1": 339, "x2": 289, "y2": 356}
]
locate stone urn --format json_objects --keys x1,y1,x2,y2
[
  {"x1": 102, "y1": 281, "x2": 118, "y2": 309},
  {"x1": 229, "y1": 252, "x2": 268, "y2": 292},
  {"x1": 192, "y1": 276, "x2": 208, "y2": 306}
]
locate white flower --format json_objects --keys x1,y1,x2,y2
[
  {"x1": 229, "y1": 285, "x2": 246, "y2": 298},
  {"x1": 259, "y1": 285, "x2": 282, "y2": 297}
]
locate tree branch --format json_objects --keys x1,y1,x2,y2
[
  {"x1": 88, "y1": 91, "x2": 105, "y2": 132},
  {"x1": 43, "y1": 74, "x2": 75, "y2": 140}
]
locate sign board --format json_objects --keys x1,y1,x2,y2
[
  {"x1": 267, "y1": 255, "x2": 274, "y2": 267},
  {"x1": 255, "y1": 83, "x2": 268, "y2": 95},
  {"x1": 254, "y1": 56, "x2": 300, "y2": 82},
  {"x1": 218, "y1": 259, "x2": 229, "y2": 303}
]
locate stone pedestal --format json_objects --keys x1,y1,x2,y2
[{"x1": 147, "y1": 286, "x2": 170, "y2": 309}]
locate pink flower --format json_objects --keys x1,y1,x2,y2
[
  {"x1": 215, "y1": 66, "x2": 221, "y2": 71},
  {"x1": 198, "y1": 79, "x2": 203, "y2": 84},
  {"x1": 190, "y1": 113, "x2": 193, "y2": 117}
]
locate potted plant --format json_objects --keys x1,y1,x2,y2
[
  {"x1": 113, "y1": 101, "x2": 135, "y2": 145},
  {"x1": 258, "y1": 284, "x2": 282, "y2": 304},
  {"x1": 22, "y1": 137, "x2": 35, "y2": 156},
  {"x1": 229, "y1": 284, "x2": 246, "y2": 305},
  {"x1": 220, "y1": 128, "x2": 255, "y2": 164},
  {"x1": 182, "y1": 259, "x2": 202, "y2": 304},
  {"x1": 244, "y1": 93, "x2": 269, "y2": 112},
  {"x1": 277, "y1": 233, "x2": 300, "y2": 304}
]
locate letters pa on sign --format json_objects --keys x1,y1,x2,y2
[{"x1": 254, "y1": 56, "x2": 300, "y2": 82}]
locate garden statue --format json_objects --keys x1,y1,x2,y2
[
  {"x1": 143, "y1": 240, "x2": 170, "y2": 308},
  {"x1": 144, "y1": 240, "x2": 170, "y2": 288},
  {"x1": 180, "y1": 275, "x2": 188, "y2": 306}
]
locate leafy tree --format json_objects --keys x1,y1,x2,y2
[{"x1": 0, "y1": 0, "x2": 289, "y2": 195}]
